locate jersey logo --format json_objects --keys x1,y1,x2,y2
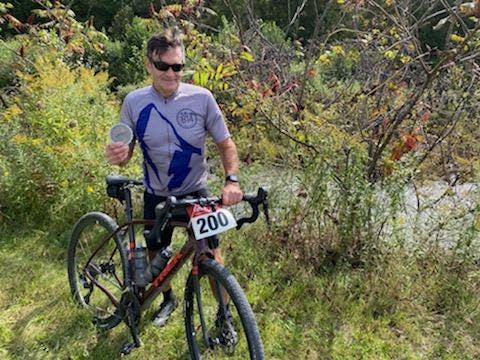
[
  {"x1": 136, "y1": 104, "x2": 201, "y2": 192},
  {"x1": 177, "y1": 108, "x2": 200, "y2": 129}
]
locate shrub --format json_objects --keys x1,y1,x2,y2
[
  {"x1": 0, "y1": 38, "x2": 20, "y2": 90},
  {"x1": 0, "y1": 54, "x2": 118, "y2": 230},
  {"x1": 98, "y1": 16, "x2": 162, "y2": 88}
]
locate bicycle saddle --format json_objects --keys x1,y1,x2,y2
[{"x1": 106, "y1": 175, "x2": 130, "y2": 186}]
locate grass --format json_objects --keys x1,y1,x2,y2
[{"x1": 1, "y1": 221, "x2": 479, "y2": 359}]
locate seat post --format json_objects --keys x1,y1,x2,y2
[{"x1": 123, "y1": 187, "x2": 136, "y2": 245}]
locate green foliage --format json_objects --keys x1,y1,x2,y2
[
  {"x1": 0, "y1": 37, "x2": 19, "y2": 89},
  {"x1": 109, "y1": 4, "x2": 135, "y2": 39},
  {"x1": 0, "y1": 54, "x2": 117, "y2": 229},
  {"x1": 265, "y1": 115, "x2": 382, "y2": 268},
  {"x1": 0, "y1": 1, "x2": 479, "y2": 358},
  {"x1": 98, "y1": 16, "x2": 161, "y2": 88}
]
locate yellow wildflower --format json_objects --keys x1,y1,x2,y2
[
  {"x1": 400, "y1": 55, "x2": 412, "y2": 64},
  {"x1": 337, "y1": 0, "x2": 345, "y2": 4},
  {"x1": 450, "y1": 34, "x2": 465, "y2": 43},
  {"x1": 1, "y1": 104, "x2": 23, "y2": 122},
  {"x1": 86, "y1": 186, "x2": 94, "y2": 193},
  {"x1": 387, "y1": 82, "x2": 397, "y2": 90},
  {"x1": 318, "y1": 53, "x2": 331, "y2": 64},
  {"x1": 331, "y1": 45, "x2": 345, "y2": 56},
  {"x1": 384, "y1": 50, "x2": 397, "y2": 59}
]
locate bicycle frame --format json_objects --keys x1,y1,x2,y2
[
  {"x1": 82, "y1": 185, "x2": 213, "y2": 313},
  {"x1": 76, "y1": 176, "x2": 268, "y2": 355}
]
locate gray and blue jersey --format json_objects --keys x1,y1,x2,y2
[{"x1": 120, "y1": 83, "x2": 230, "y2": 196}]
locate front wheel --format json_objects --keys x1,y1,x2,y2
[
  {"x1": 67, "y1": 212, "x2": 128, "y2": 330},
  {"x1": 184, "y1": 259, "x2": 264, "y2": 359}
]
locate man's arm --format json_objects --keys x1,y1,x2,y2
[{"x1": 216, "y1": 137, "x2": 243, "y2": 206}]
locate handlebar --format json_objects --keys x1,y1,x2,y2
[
  {"x1": 144, "y1": 187, "x2": 269, "y2": 244},
  {"x1": 237, "y1": 187, "x2": 269, "y2": 230}
]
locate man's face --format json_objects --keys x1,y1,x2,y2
[{"x1": 146, "y1": 46, "x2": 184, "y2": 97}]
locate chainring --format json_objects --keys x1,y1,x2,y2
[{"x1": 120, "y1": 291, "x2": 141, "y2": 327}]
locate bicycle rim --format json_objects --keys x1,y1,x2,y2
[
  {"x1": 67, "y1": 212, "x2": 127, "y2": 330},
  {"x1": 184, "y1": 259, "x2": 264, "y2": 359}
]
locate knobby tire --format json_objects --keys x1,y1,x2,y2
[
  {"x1": 184, "y1": 259, "x2": 264, "y2": 359},
  {"x1": 67, "y1": 212, "x2": 128, "y2": 330}
]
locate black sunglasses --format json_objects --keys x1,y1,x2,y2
[{"x1": 150, "y1": 59, "x2": 185, "y2": 72}]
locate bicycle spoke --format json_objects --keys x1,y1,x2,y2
[{"x1": 68, "y1": 213, "x2": 127, "y2": 331}]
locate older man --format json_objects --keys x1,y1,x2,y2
[{"x1": 105, "y1": 28, "x2": 242, "y2": 326}]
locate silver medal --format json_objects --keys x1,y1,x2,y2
[{"x1": 109, "y1": 123, "x2": 133, "y2": 144}]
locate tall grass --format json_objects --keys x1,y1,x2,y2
[{"x1": 1, "y1": 205, "x2": 479, "y2": 359}]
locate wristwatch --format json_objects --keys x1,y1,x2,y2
[{"x1": 225, "y1": 174, "x2": 239, "y2": 183}]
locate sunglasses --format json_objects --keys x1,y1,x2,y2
[{"x1": 150, "y1": 59, "x2": 185, "y2": 72}]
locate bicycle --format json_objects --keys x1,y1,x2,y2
[{"x1": 67, "y1": 175, "x2": 269, "y2": 358}]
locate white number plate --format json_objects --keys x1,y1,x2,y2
[{"x1": 191, "y1": 208, "x2": 237, "y2": 240}]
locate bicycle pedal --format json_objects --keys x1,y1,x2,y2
[{"x1": 120, "y1": 341, "x2": 140, "y2": 356}]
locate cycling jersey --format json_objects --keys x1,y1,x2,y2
[{"x1": 120, "y1": 83, "x2": 230, "y2": 196}]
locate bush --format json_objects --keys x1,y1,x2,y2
[
  {"x1": 99, "y1": 16, "x2": 162, "y2": 88},
  {"x1": 0, "y1": 38, "x2": 20, "y2": 90},
  {"x1": 0, "y1": 54, "x2": 118, "y2": 230}
]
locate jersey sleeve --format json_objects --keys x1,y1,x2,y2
[
  {"x1": 204, "y1": 91, "x2": 230, "y2": 143},
  {"x1": 120, "y1": 94, "x2": 136, "y2": 137}
]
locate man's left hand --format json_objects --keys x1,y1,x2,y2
[{"x1": 222, "y1": 182, "x2": 243, "y2": 206}]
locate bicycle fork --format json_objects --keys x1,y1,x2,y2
[
  {"x1": 192, "y1": 265, "x2": 232, "y2": 349},
  {"x1": 192, "y1": 266, "x2": 210, "y2": 348}
]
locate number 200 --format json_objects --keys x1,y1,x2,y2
[{"x1": 196, "y1": 212, "x2": 229, "y2": 234}]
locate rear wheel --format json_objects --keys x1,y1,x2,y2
[
  {"x1": 67, "y1": 212, "x2": 128, "y2": 330},
  {"x1": 184, "y1": 259, "x2": 264, "y2": 359}
]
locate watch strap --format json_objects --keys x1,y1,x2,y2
[{"x1": 225, "y1": 174, "x2": 239, "y2": 183}]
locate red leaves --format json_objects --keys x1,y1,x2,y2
[
  {"x1": 402, "y1": 133, "x2": 418, "y2": 151},
  {"x1": 268, "y1": 72, "x2": 281, "y2": 93},
  {"x1": 390, "y1": 131, "x2": 421, "y2": 161},
  {"x1": 27, "y1": 15, "x2": 35, "y2": 26},
  {"x1": 248, "y1": 72, "x2": 299, "y2": 97}
]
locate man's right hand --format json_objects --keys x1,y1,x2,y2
[{"x1": 106, "y1": 142, "x2": 130, "y2": 165}]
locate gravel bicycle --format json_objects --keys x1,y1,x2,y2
[{"x1": 67, "y1": 175, "x2": 269, "y2": 358}]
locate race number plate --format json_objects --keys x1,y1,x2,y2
[{"x1": 191, "y1": 208, "x2": 237, "y2": 240}]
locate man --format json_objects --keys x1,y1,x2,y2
[{"x1": 105, "y1": 28, "x2": 242, "y2": 327}]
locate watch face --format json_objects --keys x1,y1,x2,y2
[
  {"x1": 226, "y1": 175, "x2": 239, "y2": 183},
  {"x1": 109, "y1": 123, "x2": 133, "y2": 144}
]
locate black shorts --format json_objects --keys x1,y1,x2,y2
[{"x1": 144, "y1": 189, "x2": 219, "y2": 251}]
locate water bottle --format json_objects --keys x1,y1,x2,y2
[
  {"x1": 144, "y1": 246, "x2": 172, "y2": 283},
  {"x1": 133, "y1": 246, "x2": 149, "y2": 287}
]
